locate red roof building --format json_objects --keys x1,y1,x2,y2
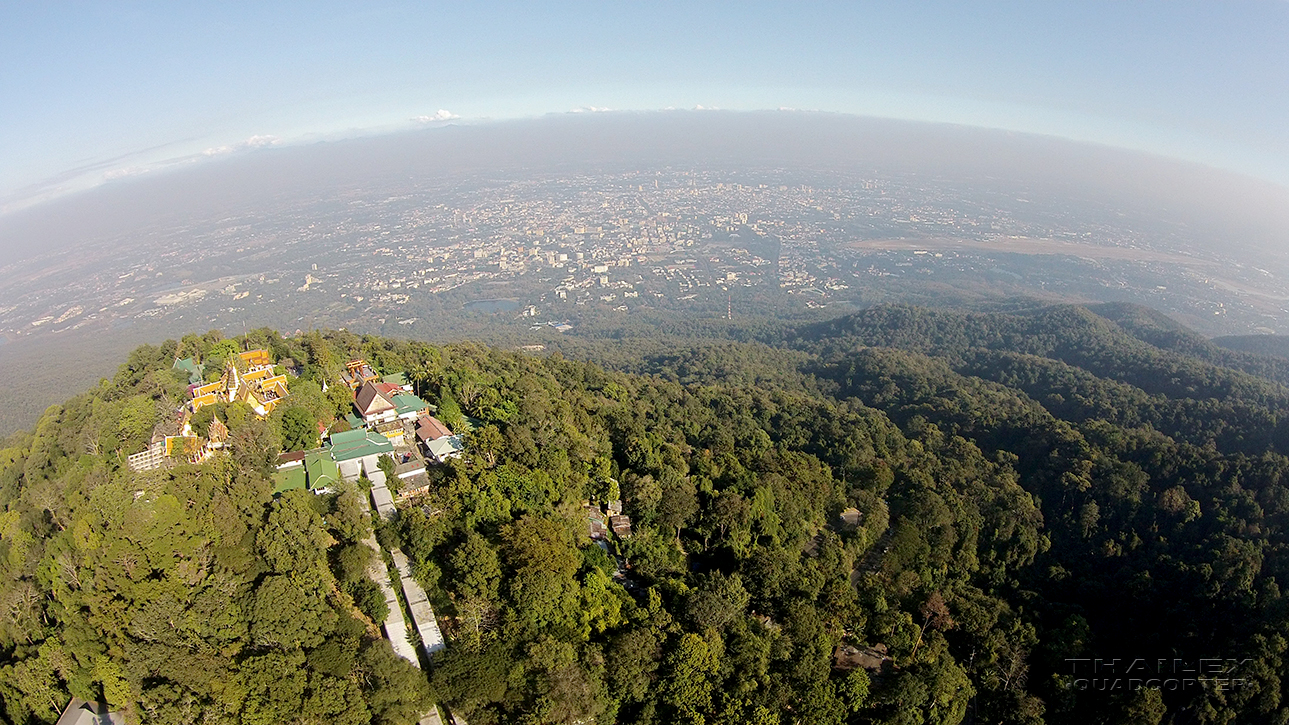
[{"x1": 415, "y1": 415, "x2": 453, "y2": 443}]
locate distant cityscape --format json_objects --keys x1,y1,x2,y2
[{"x1": 2, "y1": 167, "x2": 1288, "y2": 349}]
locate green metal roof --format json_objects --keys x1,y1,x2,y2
[
  {"x1": 391, "y1": 392, "x2": 429, "y2": 416},
  {"x1": 328, "y1": 428, "x2": 394, "y2": 461},
  {"x1": 329, "y1": 428, "x2": 369, "y2": 445},
  {"x1": 173, "y1": 357, "x2": 205, "y2": 385},
  {"x1": 305, "y1": 451, "x2": 340, "y2": 489}
]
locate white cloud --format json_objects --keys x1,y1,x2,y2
[
  {"x1": 203, "y1": 134, "x2": 281, "y2": 156},
  {"x1": 413, "y1": 109, "x2": 459, "y2": 123},
  {"x1": 103, "y1": 166, "x2": 150, "y2": 180},
  {"x1": 570, "y1": 106, "x2": 613, "y2": 113}
]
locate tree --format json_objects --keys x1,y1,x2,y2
[
  {"x1": 1117, "y1": 688, "x2": 1166, "y2": 725},
  {"x1": 501, "y1": 515, "x2": 582, "y2": 631},
  {"x1": 839, "y1": 669, "x2": 871, "y2": 712},
  {"x1": 249, "y1": 576, "x2": 336, "y2": 649},
  {"x1": 705, "y1": 489, "x2": 752, "y2": 555},
  {"x1": 685, "y1": 571, "x2": 750, "y2": 631},
  {"x1": 257, "y1": 490, "x2": 331, "y2": 574},
  {"x1": 660, "y1": 633, "x2": 720, "y2": 724},
  {"x1": 579, "y1": 566, "x2": 626, "y2": 636},
  {"x1": 376, "y1": 453, "x2": 396, "y2": 482},
  {"x1": 430, "y1": 643, "x2": 511, "y2": 717},
  {"x1": 327, "y1": 487, "x2": 371, "y2": 546},
  {"x1": 468, "y1": 425, "x2": 504, "y2": 468},
  {"x1": 302, "y1": 672, "x2": 370, "y2": 725},
  {"x1": 409, "y1": 357, "x2": 441, "y2": 399},
  {"x1": 231, "y1": 418, "x2": 281, "y2": 477},
  {"x1": 438, "y1": 391, "x2": 464, "y2": 430},
  {"x1": 286, "y1": 379, "x2": 334, "y2": 427},
  {"x1": 542, "y1": 662, "x2": 606, "y2": 724},
  {"x1": 346, "y1": 579, "x2": 389, "y2": 624},
  {"x1": 116, "y1": 394, "x2": 158, "y2": 451},
  {"x1": 871, "y1": 643, "x2": 973, "y2": 725},
  {"x1": 656, "y1": 471, "x2": 699, "y2": 544},
  {"x1": 13, "y1": 317, "x2": 1289, "y2": 725},
  {"x1": 0, "y1": 644, "x2": 67, "y2": 724},
  {"x1": 334, "y1": 542, "x2": 374, "y2": 584},
  {"x1": 326, "y1": 382, "x2": 355, "y2": 419},
  {"x1": 606, "y1": 627, "x2": 664, "y2": 703},
  {"x1": 449, "y1": 531, "x2": 502, "y2": 602},
  {"x1": 909, "y1": 591, "x2": 954, "y2": 663},
  {"x1": 799, "y1": 679, "x2": 847, "y2": 725},
  {"x1": 357, "y1": 641, "x2": 433, "y2": 725},
  {"x1": 204, "y1": 339, "x2": 241, "y2": 374},
  {"x1": 237, "y1": 650, "x2": 308, "y2": 725},
  {"x1": 279, "y1": 407, "x2": 318, "y2": 452}
]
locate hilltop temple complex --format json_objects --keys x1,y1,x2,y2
[{"x1": 191, "y1": 348, "x2": 290, "y2": 417}]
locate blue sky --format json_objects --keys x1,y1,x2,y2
[{"x1": 1, "y1": 1, "x2": 1286, "y2": 212}]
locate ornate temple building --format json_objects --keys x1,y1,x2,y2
[{"x1": 190, "y1": 349, "x2": 290, "y2": 417}]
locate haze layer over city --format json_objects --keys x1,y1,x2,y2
[{"x1": 1, "y1": 112, "x2": 1288, "y2": 435}]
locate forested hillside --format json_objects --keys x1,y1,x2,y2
[
  {"x1": 2, "y1": 304, "x2": 1288, "y2": 725},
  {"x1": 1214, "y1": 334, "x2": 1289, "y2": 362}
]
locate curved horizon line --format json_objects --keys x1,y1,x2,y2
[{"x1": 3, "y1": 107, "x2": 1287, "y2": 220}]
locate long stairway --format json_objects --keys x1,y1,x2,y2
[
  {"x1": 354, "y1": 489, "x2": 420, "y2": 665},
  {"x1": 359, "y1": 473, "x2": 451, "y2": 723},
  {"x1": 393, "y1": 550, "x2": 446, "y2": 655}
]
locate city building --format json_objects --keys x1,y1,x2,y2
[
  {"x1": 610, "y1": 514, "x2": 633, "y2": 539},
  {"x1": 355, "y1": 381, "x2": 398, "y2": 425},
  {"x1": 127, "y1": 433, "x2": 202, "y2": 472}
]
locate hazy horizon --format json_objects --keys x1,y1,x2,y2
[
  {"x1": 5, "y1": 2, "x2": 1286, "y2": 211},
  {"x1": 3, "y1": 111, "x2": 1288, "y2": 262}
]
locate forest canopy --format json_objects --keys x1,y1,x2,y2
[{"x1": 2, "y1": 303, "x2": 1288, "y2": 725}]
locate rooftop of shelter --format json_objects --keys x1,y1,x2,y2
[{"x1": 328, "y1": 428, "x2": 394, "y2": 460}]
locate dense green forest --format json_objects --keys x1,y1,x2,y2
[
  {"x1": 1213, "y1": 334, "x2": 1289, "y2": 362},
  {"x1": 2, "y1": 303, "x2": 1288, "y2": 725}
]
